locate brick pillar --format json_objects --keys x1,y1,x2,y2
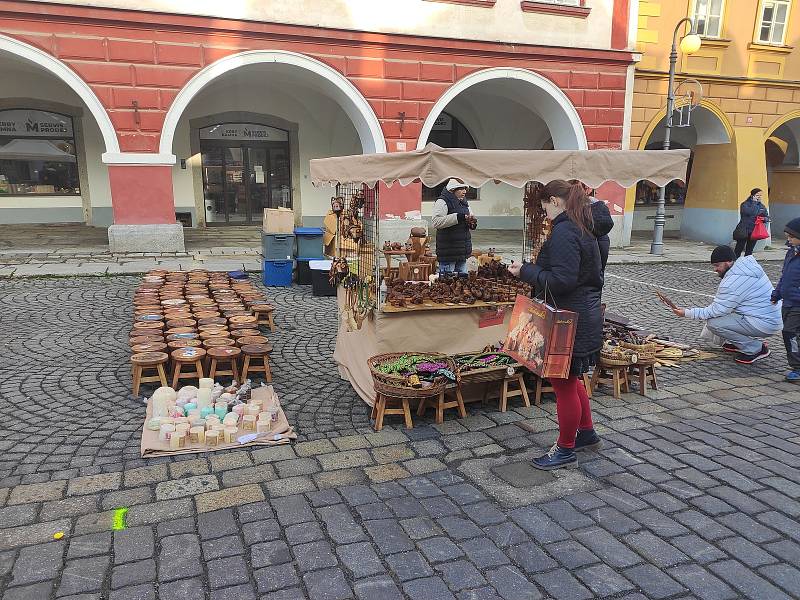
[{"x1": 106, "y1": 163, "x2": 185, "y2": 252}]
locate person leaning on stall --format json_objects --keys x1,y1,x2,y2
[
  {"x1": 432, "y1": 179, "x2": 477, "y2": 275},
  {"x1": 508, "y1": 180, "x2": 604, "y2": 471}
]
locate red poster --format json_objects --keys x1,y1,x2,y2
[{"x1": 504, "y1": 294, "x2": 578, "y2": 379}]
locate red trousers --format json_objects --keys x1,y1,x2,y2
[{"x1": 550, "y1": 376, "x2": 594, "y2": 448}]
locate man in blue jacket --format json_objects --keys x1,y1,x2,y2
[
  {"x1": 671, "y1": 245, "x2": 782, "y2": 364},
  {"x1": 772, "y1": 217, "x2": 800, "y2": 382}
]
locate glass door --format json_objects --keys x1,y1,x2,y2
[
  {"x1": 225, "y1": 147, "x2": 247, "y2": 223},
  {"x1": 267, "y1": 145, "x2": 292, "y2": 208},
  {"x1": 201, "y1": 139, "x2": 292, "y2": 224},
  {"x1": 245, "y1": 146, "x2": 268, "y2": 222}
]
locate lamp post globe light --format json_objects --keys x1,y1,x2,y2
[{"x1": 650, "y1": 18, "x2": 702, "y2": 255}]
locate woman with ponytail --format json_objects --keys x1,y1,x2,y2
[{"x1": 509, "y1": 180, "x2": 604, "y2": 470}]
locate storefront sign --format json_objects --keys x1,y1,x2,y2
[
  {"x1": 0, "y1": 109, "x2": 73, "y2": 138},
  {"x1": 200, "y1": 123, "x2": 289, "y2": 141}
]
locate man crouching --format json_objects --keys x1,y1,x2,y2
[{"x1": 671, "y1": 245, "x2": 781, "y2": 364}]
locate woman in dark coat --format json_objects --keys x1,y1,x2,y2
[
  {"x1": 509, "y1": 180, "x2": 604, "y2": 470},
  {"x1": 733, "y1": 188, "x2": 769, "y2": 258}
]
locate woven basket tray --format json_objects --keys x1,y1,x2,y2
[
  {"x1": 600, "y1": 350, "x2": 639, "y2": 367},
  {"x1": 368, "y1": 352, "x2": 455, "y2": 399}
]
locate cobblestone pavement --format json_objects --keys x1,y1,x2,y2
[{"x1": 1, "y1": 262, "x2": 800, "y2": 599}]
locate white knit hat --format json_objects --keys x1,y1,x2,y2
[{"x1": 446, "y1": 179, "x2": 468, "y2": 191}]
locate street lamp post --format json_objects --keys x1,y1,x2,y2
[{"x1": 650, "y1": 18, "x2": 702, "y2": 255}]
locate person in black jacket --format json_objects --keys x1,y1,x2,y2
[
  {"x1": 432, "y1": 179, "x2": 477, "y2": 274},
  {"x1": 509, "y1": 180, "x2": 604, "y2": 470},
  {"x1": 733, "y1": 188, "x2": 769, "y2": 258},
  {"x1": 568, "y1": 181, "x2": 614, "y2": 270},
  {"x1": 590, "y1": 197, "x2": 614, "y2": 271}
]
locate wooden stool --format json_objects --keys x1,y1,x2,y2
[
  {"x1": 628, "y1": 362, "x2": 658, "y2": 396},
  {"x1": 129, "y1": 335, "x2": 163, "y2": 347},
  {"x1": 208, "y1": 346, "x2": 242, "y2": 382},
  {"x1": 238, "y1": 335, "x2": 269, "y2": 346},
  {"x1": 590, "y1": 363, "x2": 630, "y2": 399},
  {"x1": 417, "y1": 387, "x2": 466, "y2": 424},
  {"x1": 131, "y1": 351, "x2": 168, "y2": 396},
  {"x1": 499, "y1": 373, "x2": 531, "y2": 412},
  {"x1": 230, "y1": 328, "x2": 260, "y2": 339},
  {"x1": 371, "y1": 392, "x2": 414, "y2": 431},
  {"x1": 170, "y1": 347, "x2": 206, "y2": 388},
  {"x1": 229, "y1": 315, "x2": 258, "y2": 329},
  {"x1": 167, "y1": 339, "x2": 203, "y2": 350},
  {"x1": 203, "y1": 337, "x2": 236, "y2": 349},
  {"x1": 131, "y1": 341, "x2": 167, "y2": 354},
  {"x1": 240, "y1": 343, "x2": 272, "y2": 382},
  {"x1": 251, "y1": 305, "x2": 276, "y2": 332}
]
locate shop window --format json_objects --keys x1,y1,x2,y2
[
  {"x1": 0, "y1": 109, "x2": 80, "y2": 196},
  {"x1": 757, "y1": 0, "x2": 791, "y2": 45},
  {"x1": 692, "y1": 0, "x2": 725, "y2": 38},
  {"x1": 422, "y1": 113, "x2": 479, "y2": 202}
]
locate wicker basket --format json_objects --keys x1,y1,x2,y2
[
  {"x1": 600, "y1": 348, "x2": 639, "y2": 367},
  {"x1": 368, "y1": 352, "x2": 455, "y2": 399},
  {"x1": 619, "y1": 341, "x2": 658, "y2": 364}
]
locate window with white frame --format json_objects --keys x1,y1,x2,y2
[
  {"x1": 757, "y1": 0, "x2": 791, "y2": 45},
  {"x1": 691, "y1": 0, "x2": 724, "y2": 38}
]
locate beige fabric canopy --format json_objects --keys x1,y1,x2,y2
[{"x1": 310, "y1": 143, "x2": 690, "y2": 189}]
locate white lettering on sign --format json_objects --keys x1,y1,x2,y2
[
  {"x1": 200, "y1": 123, "x2": 289, "y2": 141},
  {"x1": 0, "y1": 109, "x2": 73, "y2": 137}
]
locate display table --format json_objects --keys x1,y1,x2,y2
[{"x1": 334, "y1": 289, "x2": 513, "y2": 405}]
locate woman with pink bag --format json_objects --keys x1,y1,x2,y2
[{"x1": 732, "y1": 188, "x2": 770, "y2": 258}]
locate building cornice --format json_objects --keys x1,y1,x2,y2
[
  {"x1": 0, "y1": 0, "x2": 636, "y2": 67},
  {"x1": 636, "y1": 68, "x2": 800, "y2": 88}
]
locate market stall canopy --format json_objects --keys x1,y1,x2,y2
[
  {"x1": 0, "y1": 139, "x2": 77, "y2": 162},
  {"x1": 310, "y1": 143, "x2": 690, "y2": 189}
]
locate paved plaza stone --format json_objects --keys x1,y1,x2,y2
[{"x1": 1, "y1": 261, "x2": 800, "y2": 598}]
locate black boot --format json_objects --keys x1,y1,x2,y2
[{"x1": 574, "y1": 428, "x2": 602, "y2": 452}]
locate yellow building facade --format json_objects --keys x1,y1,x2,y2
[{"x1": 629, "y1": 0, "x2": 800, "y2": 244}]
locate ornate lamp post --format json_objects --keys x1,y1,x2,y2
[{"x1": 650, "y1": 18, "x2": 702, "y2": 255}]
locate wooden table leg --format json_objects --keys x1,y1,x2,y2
[
  {"x1": 517, "y1": 374, "x2": 531, "y2": 408},
  {"x1": 455, "y1": 386, "x2": 467, "y2": 418},
  {"x1": 435, "y1": 391, "x2": 445, "y2": 424},
  {"x1": 402, "y1": 398, "x2": 413, "y2": 429}
]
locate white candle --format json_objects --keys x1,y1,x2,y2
[{"x1": 197, "y1": 388, "x2": 212, "y2": 409}]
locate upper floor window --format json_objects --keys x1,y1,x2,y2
[
  {"x1": 757, "y1": 0, "x2": 791, "y2": 45},
  {"x1": 691, "y1": 0, "x2": 724, "y2": 38}
]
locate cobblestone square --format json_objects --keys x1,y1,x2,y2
[{"x1": 1, "y1": 260, "x2": 799, "y2": 599}]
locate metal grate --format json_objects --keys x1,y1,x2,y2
[
  {"x1": 522, "y1": 181, "x2": 551, "y2": 264},
  {"x1": 335, "y1": 183, "x2": 380, "y2": 313}
]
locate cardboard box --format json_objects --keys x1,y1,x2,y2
[{"x1": 263, "y1": 208, "x2": 295, "y2": 234}]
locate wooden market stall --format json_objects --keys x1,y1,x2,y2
[{"x1": 310, "y1": 144, "x2": 691, "y2": 406}]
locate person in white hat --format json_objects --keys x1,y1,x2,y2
[{"x1": 431, "y1": 179, "x2": 477, "y2": 274}]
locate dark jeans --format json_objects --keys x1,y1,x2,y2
[
  {"x1": 734, "y1": 238, "x2": 756, "y2": 258},
  {"x1": 783, "y1": 306, "x2": 800, "y2": 371}
]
